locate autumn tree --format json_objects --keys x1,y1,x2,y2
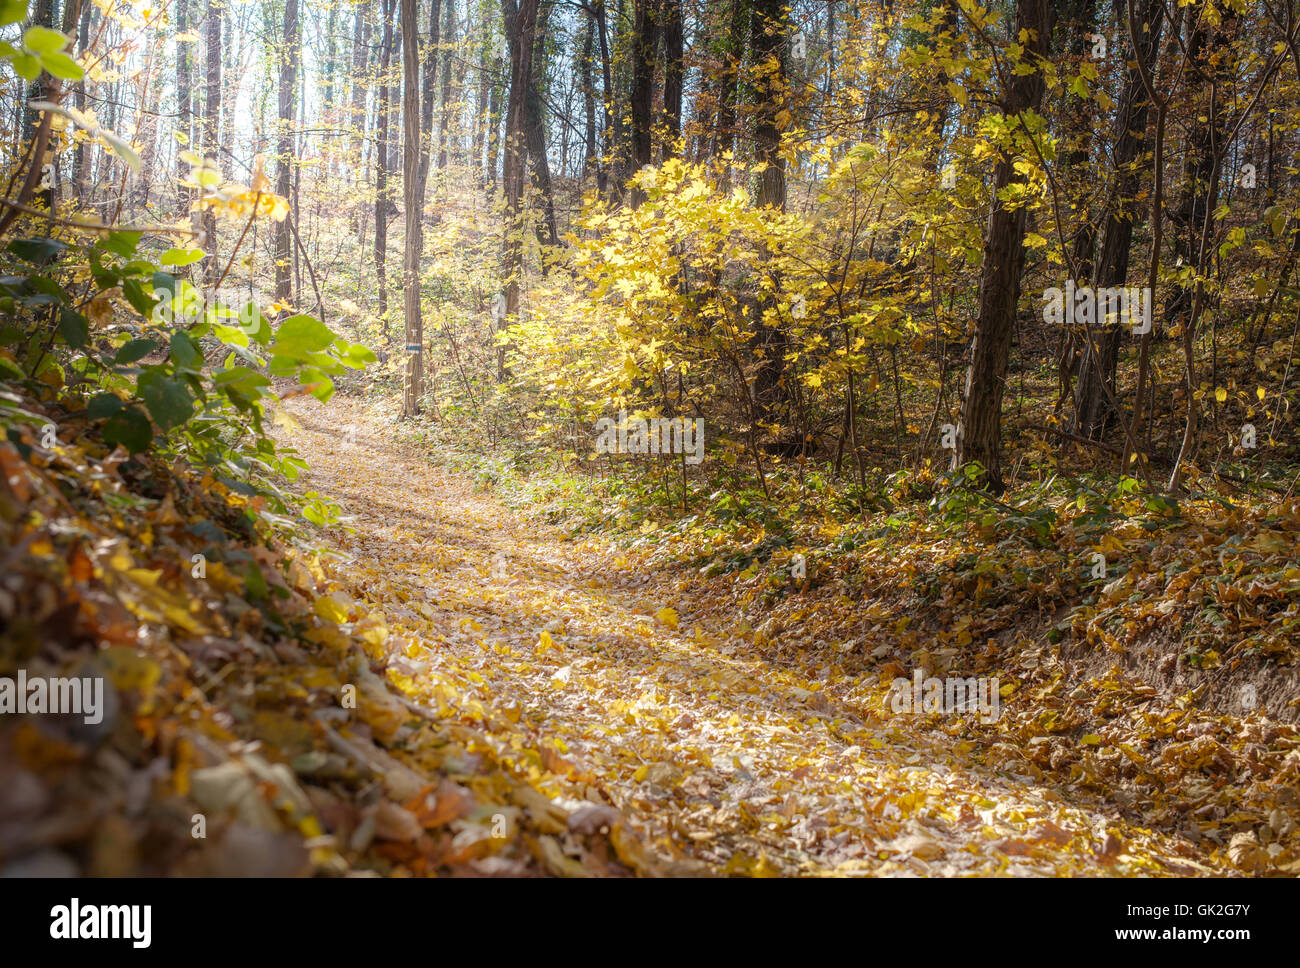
[{"x1": 953, "y1": 0, "x2": 1052, "y2": 491}]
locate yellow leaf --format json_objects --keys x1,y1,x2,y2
[
  {"x1": 1214, "y1": 387, "x2": 1227, "y2": 403},
  {"x1": 314, "y1": 592, "x2": 351, "y2": 624},
  {"x1": 655, "y1": 607, "x2": 679, "y2": 629}
]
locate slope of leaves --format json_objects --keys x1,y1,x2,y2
[{"x1": 0, "y1": 384, "x2": 649, "y2": 876}]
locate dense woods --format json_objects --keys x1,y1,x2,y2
[
  {"x1": 3, "y1": 0, "x2": 1300, "y2": 882},
  {"x1": 5, "y1": 0, "x2": 1299, "y2": 499}
]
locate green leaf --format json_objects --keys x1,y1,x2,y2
[
  {"x1": 100, "y1": 230, "x2": 141, "y2": 258},
  {"x1": 0, "y1": 0, "x2": 29, "y2": 27},
  {"x1": 37, "y1": 49, "x2": 82, "y2": 80},
  {"x1": 57, "y1": 308, "x2": 87, "y2": 348},
  {"x1": 213, "y1": 365, "x2": 270, "y2": 397},
  {"x1": 244, "y1": 562, "x2": 268, "y2": 602},
  {"x1": 169, "y1": 330, "x2": 202, "y2": 369},
  {"x1": 137, "y1": 371, "x2": 194, "y2": 430},
  {"x1": 11, "y1": 51, "x2": 40, "y2": 80},
  {"x1": 114, "y1": 338, "x2": 159, "y2": 364},
  {"x1": 343, "y1": 342, "x2": 377, "y2": 368},
  {"x1": 22, "y1": 26, "x2": 69, "y2": 55},
  {"x1": 86, "y1": 392, "x2": 123, "y2": 419},
  {"x1": 211, "y1": 323, "x2": 249, "y2": 347},
  {"x1": 102, "y1": 405, "x2": 151, "y2": 453},
  {"x1": 304, "y1": 369, "x2": 335, "y2": 403},
  {"x1": 90, "y1": 260, "x2": 119, "y2": 289},
  {"x1": 8, "y1": 237, "x2": 66, "y2": 264},
  {"x1": 120, "y1": 278, "x2": 156, "y2": 317},
  {"x1": 159, "y1": 247, "x2": 204, "y2": 267},
  {"x1": 270, "y1": 314, "x2": 336, "y2": 357}
]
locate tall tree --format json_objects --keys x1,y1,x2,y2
[
  {"x1": 274, "y1": 0, "x2": 301, "y2": 305},
  {"x1": 748, "y1": 0, "x2": 790, "y2": 416},
  {"x1": 749, "y1": 0, "x2": 787, "y2": 211},
  {"x1": 1069, "y1": 0, "x2": 1165, "y2": 439},
  {"x1": 499, "y1": 0, "x2": 540, "y2": 377},
  {"x1": 580, "y1": 7, "x2": 599, "y2": 180},
  {"x1": 375, "y1": 0, "x2": 399, "y2": 319},
  {"x1": 709, "y1": 0, "x2": 750, "y2": 186},
  {"x1": 175, "y1": 0, "x2": 193, "y2": 213},
  {"x1": 200, "y1": 0, "x2": 222, "y2": 285},
  {"x1": 403, "y1": 0, "x2": 426, "y2": 415},
  {"x1": 525, "y1": 1, "x2": 558, "y2": 243},
  {"x1": 419, "y1": 0, "x2": 443, "y2": 190},
  {"x1": 953, "y1": 0, "x2": 1052, "y2": 491},
  {"x1": 437, "y1": 0, "x2": 456, "y2": 167},
  {"x1": 626, "y1": 0, "x2": 659, "y2": 204},
  {"x1": 660, "y1": 0, "x2": 684, "y2": 161},
  {"x1": 350, "y1": 0, "x2": 373, "y2": 173}
]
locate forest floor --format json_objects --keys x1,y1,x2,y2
[{"x1": 277, "y1": 393, "x2": 1286, "y2": 876}]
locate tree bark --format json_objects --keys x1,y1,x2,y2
[
  {"x1": 174, "y1": 0, "x2": 192, "y2": 213},
  {"x1": 749, "y1": 0, "x2": 786, "y2": 211},
  {"x1": 274, "y1": 0, "x2": 301, "y2": 305},
  {"x1": 660, "y1": 0, "x2": 684, "y2": 161},
  {"x1": 419, "y1": 0, "x2": 442, "y2": 190},
  {"x1": 499, "y1": 0, "x2": 539, "y2": 378},
  {"x1": 627, "y1": 0, "x2": 659, "y2": 205},
  {"x1": 437, "y1": 0, "x2": 456, "y2": 168},
  {"x1": 953, "y1": 0, "x2": 1052, "y2": 492},
  {"x1": 402, "y1": 0, "x2": 426, "y2": 415},
  {"x1": 1069, "y1": 0, "x2": 1164, "y2": 439},
  {"x1": 581, "y1": 7, "x2": 598, "y2": 180},
  {"x1": 375, "y1": 0, "x2": 398, "y2": 320},
  {"x1": 201, "y1": 0, "x2": 222, "y2": 286},
  {"x1": 525, "y1": 1, "x2": 558, "y2": 244}
]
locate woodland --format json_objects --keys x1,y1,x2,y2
[{"x1": 1, "y1": 0, "x2": 1299, "y2": 878}]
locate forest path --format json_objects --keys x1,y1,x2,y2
[{"x1": 280, "y1": 394, "x2": 1227, "y2": 876}]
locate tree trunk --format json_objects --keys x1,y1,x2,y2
[
  {"x1": 174, "y1": 0, "x2": 192, "y2": 213},
  {"x1": 660, "y1": 0, "x2": 683, "y2": 161},
  {"x1": 499, "y1": 0, "x2": 539, "y2": 378},
  {"x1": 953, "y1": 0, "x2": 1052, "y2": 492},
  {"x1": 375, "y1": 0, "x2": 398, "y2": 320},
  {"x1": 748, "y1": 0, "x2": 789, "y2": 416},
  {"x1": 525, "y1": 1, "x2": 558, "y2": 244},
  {"x1": 201, "y1": 0, "x2": 222, "y2": 285},
  {"x1": 749, "y1": 0, "x2": 786, "y2": 211},
  {"x1": 474, "y1": 9, "x2": 492, "y2": 177},
  {"x1": 351, "y1": 0, "x2": 372, "y2": 171},
  {"x1": 437, "y1": 0, "x2": 456, "y2": 168},
  {"x1": 274, "y1": 0, "x2": 301, "y2": 305},
  {"x1": 711, "y1": 0, "x2": 749, "y2": 186},
  {"x1": 626, "y1": 0, "x2": 659, "y2": 205},
  {"x1": 593, "y1": 0, "x2": 614, "y2": 195},
  {"x1": 419, "y1": 0, "x2": 442, "y2": 190},
  {"x1": 1069, "y1": 0, "x2": 1164, "y2": 439},
  {"x1": 486, "y1": 50, "x2": 504, "y2": 190},
  {"x1": 402, "y1": 0, "x2": 426, "y2": 415},
  {"x1": 580, "y1": 8, "x2": 598, "y2": 180}
]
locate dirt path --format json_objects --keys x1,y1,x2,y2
[{"x1": 280, "y1": 395, "x2": 1228, "y2": 876}]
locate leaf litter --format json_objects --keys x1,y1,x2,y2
[{"x1": 3, "y1": 385, "x2": 1298, "y2": 877}]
